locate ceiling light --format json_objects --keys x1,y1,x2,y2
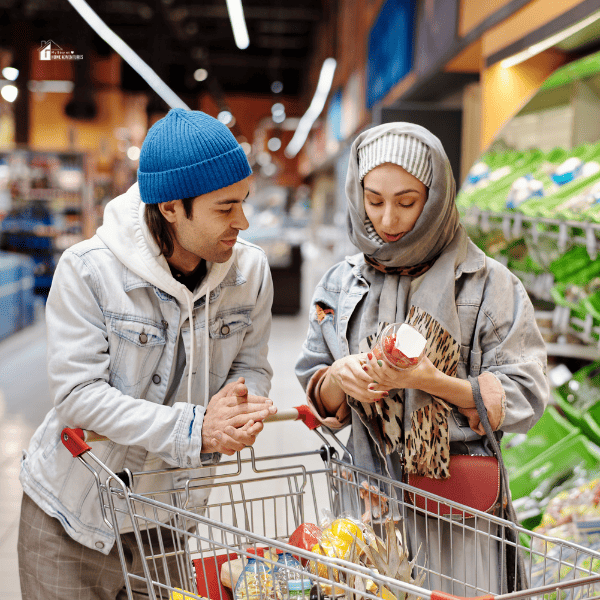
[
  {"x1": 217, "y1": 110, "x2": 233, "y2": 125},
  {"x1": 501, "y1": 10, "x2": 600, "y2": 68},
  {"x1": 271, "y1": 81, "x2": 283, "y2": 94},
  {"x1": 271, "y1": 103, "x2": 284, "y2": 115},
  {"x1": 28, "y1": 80, "x2": 75, "y2": 93},
  {"x1": 65, "y1": 0, "x2": 189, "y2": 110},
  {"x1": 2, "y1": 67, "x2": 18, "y2": 81},
  {"x1": 225, "y1": 0, "x2": 250, "y2": 50},
  {"x1": 194, "y1": 68, "x2": 208, "y2": 82},
  {"x1": 1, "y1": 85, "x2": 18, "y2": 102},
  {"x1": 285, "y1": 58, "x2": 336, "y2": 159},
  {"x1": 272, "y1": 112, "x2": 286, "y2": 124},
  {"x1": 127, "y1": 146, "x2": 141, "y2": 160},
  {"x1": 267, "y1": 137, "x2": 281, "y2": 152}
]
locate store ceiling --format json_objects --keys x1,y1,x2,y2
[{"x1": 0, "y1": 0, "x2": 325, "y2": 104}]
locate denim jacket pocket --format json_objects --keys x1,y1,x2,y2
[
  {"x1": 209, "y1": 310, "x2": 251, "y2": 339},
  {"x1": 209, "y1": 310, "x2": 252, "y2": 377},
  {"x1": 108, "y1": 318, "x2": 166, "y2": 397}
]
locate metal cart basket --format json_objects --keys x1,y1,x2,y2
[{"x1": 61, "y1": 426, "x2": 600, "y2": 600}]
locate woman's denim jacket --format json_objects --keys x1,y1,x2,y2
[
  {"x1": 20, "y1": 237, "x2": 273, "y2": 555},
  {"x1": 296, "y1": 242, "x2": 549, "y2": 469}
]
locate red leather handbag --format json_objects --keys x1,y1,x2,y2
[{"x1": 406, "y1": 454, "x2": 500, "y2": 518}]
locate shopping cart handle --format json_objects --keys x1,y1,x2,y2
[
  {"x1": 264, "y1": 405, "x2": 321, "y2": 430},
  {"x1": 61, "y1": 427, "x2": 109, "y2": 457},
  {"x1": 61, "y1": 427, "x2": 92, "y2": 457},
  {"x1": 61, "y1": 406, "x2": 321, "y2": 459}
]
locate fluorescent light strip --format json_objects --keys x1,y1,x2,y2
[
  {"x1": 28, "y1": 80, "x2": 75, "y2": 93},
  {"x1": 66, "y1": 0, "x2": 189, "y2": 110},
  {"x1": 225, "y1": 0, "x2": 250, "y2": 50},
  {"x1": 501, "y1": 10, "x2": 600, "y2": 69},
  {"x1": 285, "y1": 58, "x2": 337, "y2": 159}
]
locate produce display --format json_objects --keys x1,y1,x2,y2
[{"x1": 457, "y1": 142, "x2": 600, "y2": 221}]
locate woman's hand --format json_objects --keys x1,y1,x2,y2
[
  {"x1": 364, "y1": 353, "x2": 438, "y2": 392},
  {"x1": 363, "y1": 353, "x2": 477, "y2": 410},
  {"x1": 327, "y1": 353, "x2": 390, "y2": 404}
]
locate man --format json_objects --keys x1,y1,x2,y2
[{"x1": 18, "y1": 108, "x2": 276, "y2": 598}]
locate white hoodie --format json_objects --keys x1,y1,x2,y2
[
  {"x1": 97, "y1": 183, "x2": 233, "y2": 409},
  {"x1": 21, "y1": 183, "x2": 273, "y2": 553}
]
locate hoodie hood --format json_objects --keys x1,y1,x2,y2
[
  {"x1": 97, "y1": 183, "x2": 233, "y2": 307},
  {"x1": 97, "y1": 183, "x2": 234, "y2": 407}
]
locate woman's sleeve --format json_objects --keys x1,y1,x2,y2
[
  {"x1": 474, "y1": 269, "x2": 549, "y2": 434},
  {"x1": 295, "y1": 290, "x2": 350, "y2": 429}
]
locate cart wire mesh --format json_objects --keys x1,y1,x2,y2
[{"x1": 61, "y1": 428, "x2": 600, "y2": 600}]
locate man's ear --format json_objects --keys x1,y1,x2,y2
[{"x1": 158, "y1": 200, "x2": 179, "y2": 224}]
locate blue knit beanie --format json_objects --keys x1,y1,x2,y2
[{"x1": 137, "y1": 108, "x2": 252, "y2": 204}]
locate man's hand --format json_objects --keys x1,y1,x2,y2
[{"x1": 201, "y1": 377, "x2": 276, "y2": 456}]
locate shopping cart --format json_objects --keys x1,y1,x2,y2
[{"x1": 61, "y1": 413, "x2": 600, "y2": 600}]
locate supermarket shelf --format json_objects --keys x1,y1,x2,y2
[{"x1": 463, "y1": 207, "x2": 600, "y2": 258}]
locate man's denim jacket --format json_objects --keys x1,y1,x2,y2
[{"x1": 20, "y1": 237, "x2": 272, "y2": 554}]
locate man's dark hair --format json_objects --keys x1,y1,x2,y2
[{"x1": 143, "y1": 197, "x2": 195, "y2": 259}]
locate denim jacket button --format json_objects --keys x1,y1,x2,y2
[
  {"x1": 161, "y1": 320, "x2": 168, "y2": 329},
  {"x1": 152, "y1": 374, "x2": 161, "y2": 385},
  {"x1": 220, "y1": 325, "x2": 230, "y2": 335},
  {"x1": 139, "y1": 333, "x2": 148, "y2": 344},
  {"x1": 95, "y1": 541, "x2": 105, "y2": 549}
]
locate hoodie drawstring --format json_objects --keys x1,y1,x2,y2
[
  {"x1": 185, "y1": 294, "x2": 194, "y2": 406},
  {"x1": 184, "y1": 280, "x2": 212, "y2": 409}
]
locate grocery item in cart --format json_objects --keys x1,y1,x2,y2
[
  {"x1": 273, "y1": 553, "x2": 310, "y2": 600},
  {"x1": 372, "y1": 323, "x2": 427, "y2": 370},
  {"x1": 170, "y1": 588, "x2": 207, "y2": 600},
  {"x1": 288, "y1": 523, "x2": 323, "y2": 558},
  {"x1": 308, "y1": 517, "x2": 364, "y2": 580},
  {"x1": 345, "y1": 519, "x2": 425, "y2": 600},
  {"x1": 234, "y1": 556, "x2": 274, "y2": 600},
  {"x1": 273, "y1": 552, "x2": 312, "y2": 600}
]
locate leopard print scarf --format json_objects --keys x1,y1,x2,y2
[{"x1": 357, "y1": 306, "x2": 460, "y2": 479}]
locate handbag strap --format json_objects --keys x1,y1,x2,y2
[{"x1": 469, "y1": 376, "x2": 529, "y2": 592}]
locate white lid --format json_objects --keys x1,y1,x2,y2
[{"x1": 394, "y1": 323, "x2": 427, "y2": 358}]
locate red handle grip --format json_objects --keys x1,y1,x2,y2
[
  {"x1": 294, "y1": 405, "x2": 321, "y2": 430},
  {"x1": 61, "y1": 427, "x2": 91, "y2": 457}
]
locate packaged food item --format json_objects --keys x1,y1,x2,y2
[
  {"x1": 372, "y1": 323, "x2": 427, "y2": 370},
  {"x1": 234, "y1": 556, "x2": 274, "y2": 600},
  {"x1": 170, "y1": 588, "x2": 207, "y2": 600},
  {"x1": 288, "y1": 523, "x2": 322, "y2": 553},
  {"x1": 308, "y1": 517, "x2": 365, "y2": 580}
]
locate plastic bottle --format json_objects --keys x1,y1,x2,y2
[
  {"x1": 273, "y1": 552, "x2": 310, "y2": 600},
  {"x1": 234, "y1": 556, "x2": 273, "y2": 600}
]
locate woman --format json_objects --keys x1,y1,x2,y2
[{"x1": 295, "y1": 123, "x2": 549, "y2": 595}]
